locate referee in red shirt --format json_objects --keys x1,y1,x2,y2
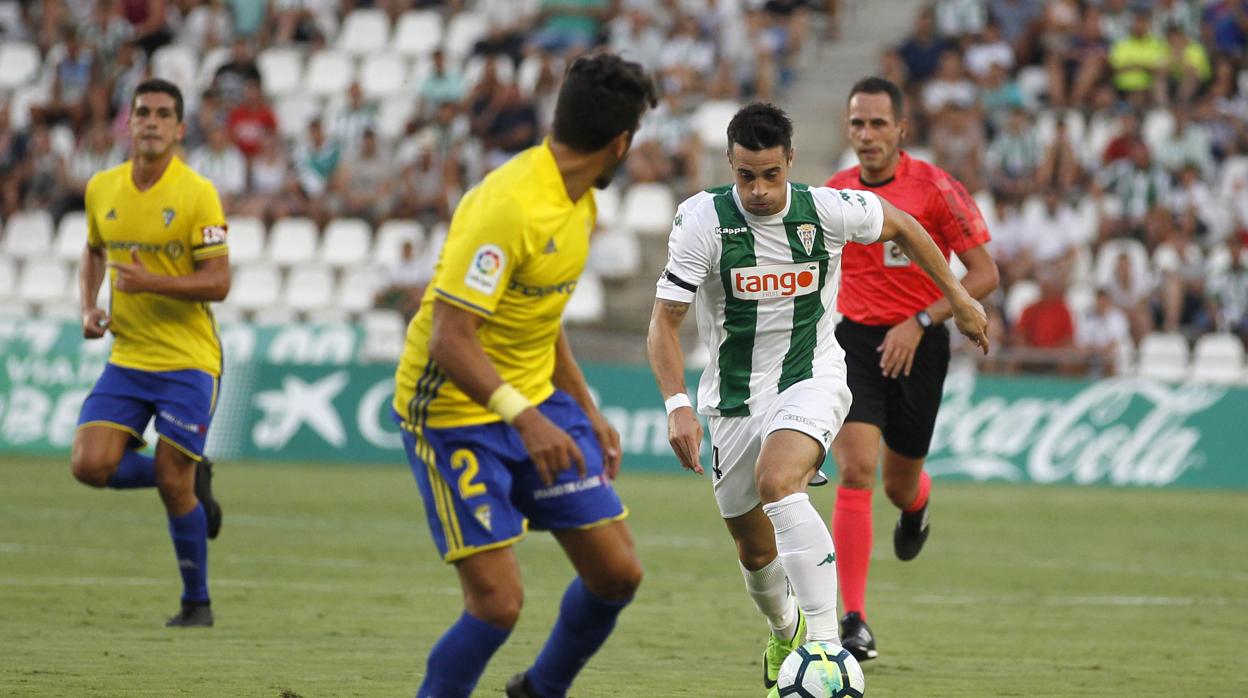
[{"x1": 825, "y1": 77, "x2": 999, "y2": 661}]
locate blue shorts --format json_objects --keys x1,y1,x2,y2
[
  {"x1": 77, "y1": 363, "x2": 218, "y2": 461},
  {"x1": 396, "y1": 390, "x2": 627, "y2": 563}
]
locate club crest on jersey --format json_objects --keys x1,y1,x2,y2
[
  {"x1": 465, "y1": 244, "x2": 506, "y2": 294},
  {"x1": 162, "y1": 207, "x2": 175, "y2": 227},
  {"x1": 731, "y1": 262, "x2": 820, "y2": 300},
  {"x1": 797, "y1": 223, "x2": 817, "y2": 256},
  {"x1": 474, "y1": 505, "x2": 492, "y2": 531}
]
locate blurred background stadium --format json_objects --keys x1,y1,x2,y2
[{"x1": 1, "y1": 0, "x2": 1247, "y2": 696}]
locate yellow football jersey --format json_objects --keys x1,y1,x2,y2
[
  {"x1": 85, "y1": 157, "x2": 228, "y2": 375},
  {"x1": 393, "y1": 141, "x2": 597, "y2": 429}
]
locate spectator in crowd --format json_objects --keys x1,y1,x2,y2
[
  {"x1": 1016, "y1": 189, "x2": 1081, "y2": 282},
  {"x1": 1012, "y1": 271, "x2": 1076, "y2": 372},
  {"x1": 475, "y1": 84, "x2": 539, "y2": 171},
  {"x1": 921, "y1": 48, "x2": 977, "y2": 117},
  {"x1": 476, "y1": 0, "x2": 539, "y2": 65},
  {"x1": 986, "y1": 107, "x2": 1040, "y2": 199},
  {"x1": 1035, "y1": 116, "x2": 1083, "y2": 194},
  {"x1": 964, "y1": 20, "x2": 1014, "y2": 81},
  {"x1": 1155, "y1": 0, "x2": 1202, "y2": 39},
  {"x1": 626, "y1": 85, "x2": 702, "y2": 194},
  {"x1": 1076, "y1": 288, "x2": 1132, "y2": 374},
  {"x1": 19, "y1": 126, "x2": 65, "y2": 212},
  {"x1": 419, "y1": 50, "x2": 467, "y2": 118},
  {"x1": 1160, "y1": 22, "x2": 1210, "y2": 106},
  {"x1": 180, "y1": 0, "x2": 234, "y2": 52},
  {"x1": 330, "y1": 128, "x2": 393, "y2": 225},
  {"x1": 1170, "y1": 164, "x2": 1224, "y2": 240},
  {"x1": 188, "y1": 124, "x2": 247, "y2": 211},
  {"x1": 530, "y1": 0, "x2": 611, "y2": 52},
  {"x1": 374, "y1": 240, "x2": 430, "y2": 320},
  {"x1": 930, "y1": 102, "x2": 986, "y2": 194},
  {"x1": 124, "y1": 0, "x2": 174, "y2": 57},
  {"x1": 899, "y1": 6, "x2": 949, "y2": 85},
  {"x1": 270, "y1": 0, "x2": 331, "y2": 45},
  {"x1": 61, "y1": 120, "x2": 123, "y2": 214},
  {"x1": 1154, "y1": 106, "x2": 1213, "y2": 178},
  {"x1": 236, "y1": 132, "x2": 305, "y2": 222},
  {"x1": 1105, "y1": 250, "x2": 1155, "y2": 342},
  {"x1": 331, "y1": 82, "x2": 378, "y2": 154},
  {"x1": 1097, "y1": 140, "x2": 1171, "y2": 228},
  {"x1": 1044, "y1": 4, "x2": 1107, "y2": 110},
  {"x1": 395, "y1": 140, "x2": 457, "y2": 224},
  {"x1": 1108, "y1": 9, "x2": 1166, "y2": 99},
  {"x1": 78, "y1": 0, "x2": 135, "y2": 72},
  {"x1": 988, "y1": 0, "x2": 1045, "y2": 53},
  {"x1": 1151, "y1": 214, "x2": 1207, "y2": 334},
  {"x1": 935, "y1": 0, "x2": 987, "y2": 38},
  {"x1": 227, "y1": 78, "x2": 278, "y2": 160},
  {"x1": 0, "y1": 105, "x2": 29, "y2": 217},
  {"x1": 293, "y1": 117, "x2": 340, "y2": 199},
  {"x1": 36, "y1": 28, "x2": 95, "y2": 130},
  {"x1": 1207, "y1": 237, "x2": 1248, "y2": 344},
  {"x1": 213, "y1": 38, "x2": 261, "y2": 107}
]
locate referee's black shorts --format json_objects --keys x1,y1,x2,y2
[{"x1": 835, "y1": 318, "x2": 950, "y2": 459}]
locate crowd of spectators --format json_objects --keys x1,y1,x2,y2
[{"x1": 879, "y1": 0, "x2": 1248, "y2": 372}]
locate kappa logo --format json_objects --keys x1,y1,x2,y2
[
  {"x1": 816, "y1": 552, "x2": 836, "y2": 566},
  {"x1": 105, "y1": 208, "x2": 117, "y2": 220},
  {"x1": 730, "y1": 262, "x2": 820, "y2": 300},
  {"x1": 162, "y1": 207, "x2": 176, "y2": 227},
  {"x1": 716, "y1": 225, "x2": 749, "y2": 236},
  {"x1": 797, "y1": 223, "x2": 817, "y2": 256}
]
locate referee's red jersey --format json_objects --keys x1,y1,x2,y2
[{"x1": 826, "y1": 151, "x2": 990, "y2": 326}]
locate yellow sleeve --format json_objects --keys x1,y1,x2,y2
[
  {"x1": 85, "y1": 174, "x2": 103, "y2": 250},
  {"x1": 429, "y1": 189, "x2": 529, "y2": 318},
  {"x1": 190, "y1": 182, "x2": 229, "y2": 262}
]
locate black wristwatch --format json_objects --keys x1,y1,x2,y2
[{"x1": 914, "y1": 310, "x2": 933, "y2": 330}]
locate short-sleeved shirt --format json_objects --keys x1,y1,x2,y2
[
  {"x1": 826, "y1": 151, "x2": 991, "y2": 326},
  {"x1": 85, "y1": 157, "x2": 229, "y2": 375},
  {"x1": 655, "y1": 183, "x2": 883, "y2": 417},
  {"x1": 393, "y1": 140, "x2": 596, "y2": 429}
]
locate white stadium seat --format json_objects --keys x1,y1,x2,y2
[
  {"x1": 54, "y1": 211, "x2": 88, "y2": 261},
  {"x1": 17, "y1": 259, "x2": 69, "y2": 304},
  {"x1": 516, "y1": 53, "x2": 561, "y2": 97},
  {"x1": 267, "y1": 217, "x2": 320, "y2": 266},
  {"x1": 337, "y1": 9, "x2": 391, "y2": 55},
  {"x1": 275, "y1": 93, "x2": 322, "y2": 140},
  {"x1": 564, "y1": 272, "x2": 605, "y2": 324},
  {"x1": 251, "y1": 306, "x2": 299, "y2": 326},
  {"x1": 1065, "y1": 282, "x2": 1095, "y2": 321},
  {"x1": 588, "y1": 228, "x2": 641, "y2": 281},
  {"x1": 336, "y1": 266, "x2": 385, "y2": 313},
  {"x1": 463, "y1": 54, "x2": 515, "y2": 88},
  {"x1": 359, "y1": 53, "x2": 410, "y2": 99},
  {"x1": 3, "y1": 210, "x2": 54, "y2": 259},
  {"x1": 321, "y1": 218, "x2": 373, "y2": 268},
  {"x1": 0, "y1": 42, "x2": 40, "y2": 90},
  {"x1": 621, "y1": 183, "x2": 676, "y2": 236},
  {"x1": 1189, "y1": 334, "x2": 1244, "y2": 384},
  {"x1": 9, "y1": 84, "x2": 49, "y2": 130},
  {"x1": 391, "y1": 10, "x2": 443, "y2": 57},
  {"x1": 443, "y1": 11, "x2": 486, "y2": 60},
  {"x1": 0, "y1": 257, "x2": 15, "y2": 302},
  {"x1": 257, "y1": 47, "x2": 304, "y2": 98},
  {"x1": 152, "y1": 44, "x2": 199, "y2": 91},
  {"x1": 373, "y1": 219, "x2": 425, "y2": 265},
  {"x1": 377, "y1": 95, "x2": 418, "y2": 141},
  {"x1": 304, "y1": 50, "x2": 355, "y2": 97},
  {"x1": 227, "y1": 216, "x2": 266, "y2": 264},
  {"x1": 1137, "y1": 332, "x2": 1189, "y2": 383},
  {"x1": 1004, "y1": 279, "x2": 1040, "y2": 324},
  {"x1": 39, "y1": 301, "x2": 81, "y2": 320},
  {"x1": 283, "y1": 266, "x2": 335, "y2": 312},
  {"x1": 210, "y1": 304, "x2": 244, "y2": 324},
  {"x1": 1094, "y1": 238, "x2": 1151, "y2": 289},
  {"x1": 693, "y1": 100, "x2": 739, "y2": 150},
  {"x1": 360, "y1": 308, "x2": 407, "y2": 362},
  {"x1": 229, "y1": 264, "x2": 282, "y2": 311},
  {"x1": 49, "y1": 124, "x2": 76, "y2": 159},
  {"x1": 196, "y1": 46, "x2": 232, "y2": 91},
  {"x1": 594, "y1": 184, "x2": 620, "y2": 226}
]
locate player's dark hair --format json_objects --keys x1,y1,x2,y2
[
  {"x1": 552, "y1": 53, "x2": 657, "y2": 153},
  {"x1": 132, "y1": 79, "x2": 185, "y2": 122},
  {"x1": 848, "y1": 76, "x2": 905, "y2": 120},
  {"x1": 726, "y1": 103, "x2": 793, "y2": 154}
]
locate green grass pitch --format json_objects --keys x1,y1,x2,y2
[{"x1": 1, "y1": 455, "x2": 1245, "y2": 697}]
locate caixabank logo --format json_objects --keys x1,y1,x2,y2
[{"x1": 730, "y1": 262, "x2": 820, "y2": 300}]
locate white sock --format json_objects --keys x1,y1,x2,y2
[
  {"x1": 739, "y1": 557, "x2": 799, "y2": 639},
  {"x1": 762, "y1": 492, "x2": 841, "y2": 643}
]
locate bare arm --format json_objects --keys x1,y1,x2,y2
[
  {"x1": 428, "y1": 299, "x2": 584, "y2": 484},
  {"x1": 80, "y1": 245, "x2": 109, "y2": 338},
  {"x1": 919, "y1": 244, "x2": 999, "y2": 324},
  {"x1": 553, "y1": 327, "x2": 622, "y2": 478},
  {"x1": 646, "y1": 298, "x2": 703, "y2": 474},
  {"x1": 109, "y1": 250, "x2": 232, "y2": 302}
]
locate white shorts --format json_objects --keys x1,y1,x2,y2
[{"x1": 707, "y1": 377, "x2": 853, "y2": 518}]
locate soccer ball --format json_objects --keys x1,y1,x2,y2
[{"x1": 775, "y1": 641, "x2": 866, "y2": 697}]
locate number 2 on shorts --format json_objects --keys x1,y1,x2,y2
[{"x1": 450, "y1": 449, "x2": 487, "y2": 499}]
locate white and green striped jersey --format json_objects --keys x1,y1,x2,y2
[{"x1": 656, "y1": 182, "x2": 884, "y2": 417}]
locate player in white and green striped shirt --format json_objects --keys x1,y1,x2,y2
[{"x1": 646, "y1": 104, "x2": 989, "y2": 689}]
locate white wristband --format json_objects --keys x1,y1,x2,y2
[{"x1": 664, "y1": 393, "x2": 692, "y2": 415}]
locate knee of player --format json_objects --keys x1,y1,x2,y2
[
  {"x1": 835, "y1": 458, "x2": 877, "y2": 489},
  {"x1": 468, "y1": 586, "x2": 525, "y2": 629},
  {"x1": 590, "y1": 559, "x2": 644, "y2": 602},
  {"x1": 70, "y1": 454, "x2": 113, "y2": 487},
  {"x1": 755, "y1": 466, "x2": 804, "y2": 504},
  {"x1": 882, "y1": 475, "x2": 916, "y2": 507}
]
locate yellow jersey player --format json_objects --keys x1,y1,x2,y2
[
  {"x1": 392, "y1": 54, "x2": 656, "y2": 698},
  {"x1": 71, "y1": 79, "x2": 230, "y2": 628}
]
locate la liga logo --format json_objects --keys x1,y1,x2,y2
[{"x1": 475, "y1": 248, "x2": 503, "y2": 274}]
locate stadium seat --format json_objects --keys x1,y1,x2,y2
[
  {"x1": 39, "y1": 300, "x2": 81, "y2": 320},
  {"x1": 1004, "y1": 279, "x2": 1040, "y2": 324},
  {"x1": 227, "y1": 216, "x2": 266, "y2": 264},
  {"x1": 283, "y1": 266, "x2": 335, "y2": 312},
  {"x1": 152, "y1": 44, "x2": 199, "y2": 91},
  {"x1": 621, "y1": 183, "x2": 676, "y2": 236},
  {"x1": 304, "y1": 50, "x2": 356, "y2": 97},
  {"x1": 49, "y1": 124, "x2": 76, "y2": 159},
  {"x1": 1072, "y1": 198, "x2": 1099, "y2": 245},
  {"x1": 321, "y1": 218, "x2": 373, "y2": 268},
  {"x1": 594, "y1": 185, "x2": 621, "y2": 226},
  {"x1": 275, "y1": 93, "x2": 322, "y2": 140},
  {"x1": 17, "y1": 259, "x2": 69, "y2": 304},
  {"x1": 1142, "y1": 108, "x2": 1175, "y2": 153},
  {"x1": 1153, "y1": 242, "x2": 1205, "y2": 274},
  {"x1": 337, "y1": 8, "x2": 390, "y2": 55},
  {"x1": 0, "y1": 42, "x2": 40, "y2": 91},
  {"x1": 2, "y1": 210, "x2": 54, "y2": 260},
  {"x1": 376, "y1": 95, "x2": 418, "y2": 141},
  {"x1": 0, "y1": 257, "x2": 15, "y2": 303},
  {"x1": 1094, "y1": 238, "x2": 1151, "y2": 289},
  {"x1": 360, "y1": 308, "x2": 407, "y2": 362},
  {"x1": 1137, "y1": 332, "x2": 1189, "y2": 382},
  {"x1": 1065, "y1": 282, "x2": 1095, "y2": 320},
  {"x1": 9, "y1": 84, "x2": 49, "y2": 130},
  {"x1": 391, "y1": 10, "x2": 443, "y2": 57},
  {"x1": 337, "y1": 266, "x2": 385, "y2": 313},
  {"x1": 443, "y1": 11, "x2": 486, "y2": 60},
  {"x1": 463, "y1": 54, "x2": 515, "y2": 88},
  {"x1": 257, "y1": 47, "x2": 304, "y2": 98},
  {"x1": 1015, "y1": 65, "x2": 1048, "y2": 104},
  {"x1": 251, "y1": 306, "x2": 299, "y2": 326},
  {"x1": 229, "y1": 264, "x2": 282, "y2": 311},
  {"x1": 1070, "y1": 243, "x2": 1093, "y2": 285},
  {"x1": 1035, "y1": 109, "x2": 1086, "y2": 149},
  {"x1": 211, "y1": 304, "x2": 244, "y2": 324},
  {"x1": 564, "y1": 272, "x2": 605, "y2": 324},
  {"x1": 693, "y1": 100, "x2": 740, "y2": 150},
  {"x1": 196, "y1": 46, "x2": 232, "y2": 91},
  {"x1": 516, "y1": 53, "x2": 561, "y2": 97},
  {"x1": 1204, "y1": 243, "x2": 1248, "y2": 276},
  {"x1": 1189, "y1": 334, "x2": 1244, "y2": 384},
  {"x1": 54, "y1": 211, "x2": 88, "y2": 261},
  {"x1": 373, "y1": 219, "x2": 425, "y2": 265},
  {"x1": 359, "y1": 53, "x2": 410, "y2": 99},
  {"x1": 588, "y1": 228, "x2": 641, "y2": 281},
  {"x1": 267, "y1": 217, "x2": 320, "y2": 266}
]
